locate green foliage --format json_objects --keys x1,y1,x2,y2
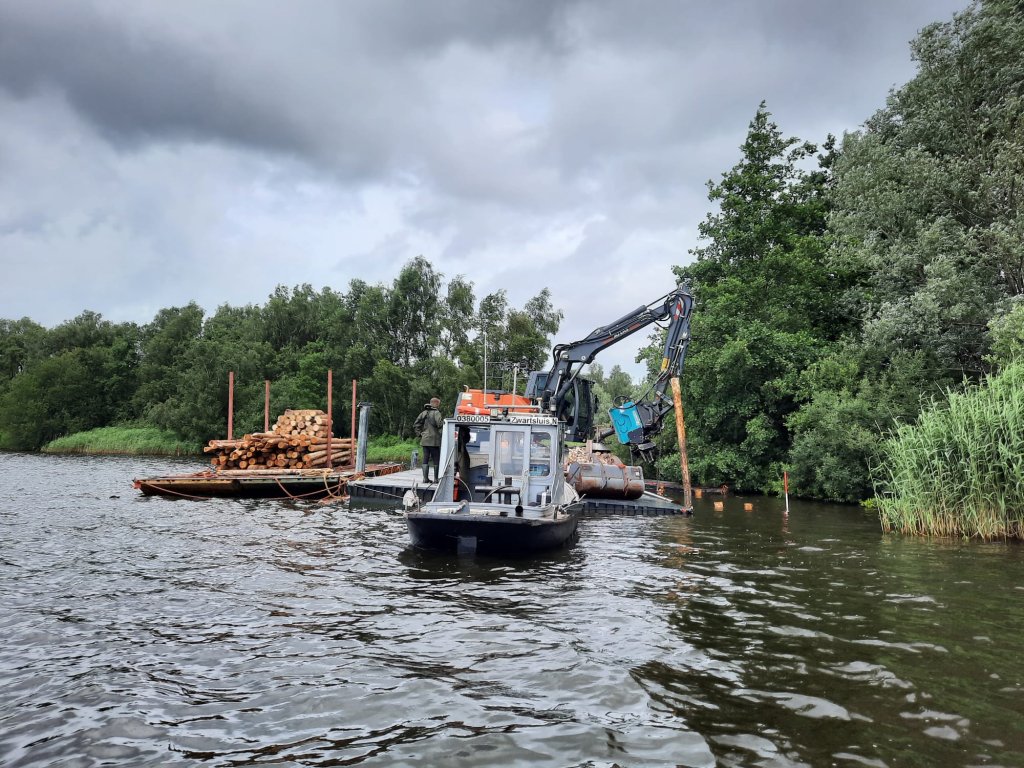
[
  {"x1": 388, "y1": 256, "x2": 442, "y2": 367},
  {"x1": 986, "y1": 301, "x2": 1024, "y2": 368},
  {"x1": 0, "y1": 314, "x2": 140, "y2": 450},
  {"x1": 787, "y1": 391, "x2": 880, "y2": 502},
  {"x1": 673, "y1": 103, "x2": 845, "y2": 492},
  {"x1": 0, "y1": 317, "x2": 46, "y2": 384},
  {"x1": 874, "y1": 360, "x2": 1024, "y2": 539},
  {"x1": 830, "y1": 0, "x2": 1024, "y2": 380},
  {"x1": 132, "y1": 303, "x2": 204, "y2": 414}
]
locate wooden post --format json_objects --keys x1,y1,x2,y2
[
  {"x1": 227, "y1": 371, "x2": 234, "y2": 440},
  {"x1": 326, "y1": 369, "x2": 333, "y2": 467},
  {"x1": 264, "y1": 380, "x2": 270, "y2": 433},
  {"x1": 671, "y1": 376, "x2": 692, "y2": 509},
  {"x1": 350, "y1": 379, "x2": 357, "y2": 468}
]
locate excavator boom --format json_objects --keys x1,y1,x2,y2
[{"x1": 526, "y1": 283, "x2": 694, "y2": 457}]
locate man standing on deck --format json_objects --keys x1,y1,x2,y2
[{"x1": 414, "y1": 397, "x2": 444, "y2": 484}]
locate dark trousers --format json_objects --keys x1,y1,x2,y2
[{"x1": 422, "y1": 445, "x2": 440, "y2": 481}]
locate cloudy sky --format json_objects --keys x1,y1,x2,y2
[{"x1": 0, "y1": 0, "x2": 968, "y2": 376}]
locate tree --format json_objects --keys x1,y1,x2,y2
[
  {"x1": 0, "y1": 317, "x2": 47, "y2": 397},
  {"x1": 829, "y1": 0, "x2": 1024, "y2": 381},
  {"x1": 438, "y1": 275, "x2": 476, "y2": 361},
  {"x1": 673, "y1": 103, "x2": 844, "y2": 491},
  {"x1": 388, "y1": 256, "x2": 442, "y2": 367},
  {"x1": 0, "y1": 315, "x2": 141, "y2": 449},
  {"x1": 133, "y1": 303, "x2": 205, "y2": 415}
]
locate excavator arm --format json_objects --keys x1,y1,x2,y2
[
  {"x1": 526, "y1": 284, "x2": 694, "y2": 454},
  {"x1": 603, "y1": 287, "x2": 693, "y2": 459}
]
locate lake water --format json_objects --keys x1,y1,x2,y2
[{"x1": 1, "y1": 452, "x2": 1022, "y2": 767}]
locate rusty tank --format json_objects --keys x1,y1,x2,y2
[{"x1": 564, "y1": 442, "x2": 645, "y2": 500}]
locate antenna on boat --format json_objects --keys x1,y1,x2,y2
[{"x1": 483, "y1": 330, "x2": 488, "y2": 394}]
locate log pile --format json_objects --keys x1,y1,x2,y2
[{"x1": 205, "y1": 409, "x2": 352, "y2": 470}]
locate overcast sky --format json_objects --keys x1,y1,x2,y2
[{"x1": 0, "y1": 0, "x2": 968, "y2": 377}]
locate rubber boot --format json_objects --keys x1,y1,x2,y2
[{"x1": 422, "y1": 467, "x2": 430, "y2": 484}]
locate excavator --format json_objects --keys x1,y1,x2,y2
[{"x1": 454, "y1": 283, "x2": 695, "y2": 500}]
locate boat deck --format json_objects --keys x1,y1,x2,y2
[{"x1": 349, "y1": 469, "x2": 689, "y2": 515}]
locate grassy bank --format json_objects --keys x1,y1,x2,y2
[
  {"x1": 874, "y1": 361, "x2": 1024, "y2": 539},
  {"x1": 366, "y1": 435, "x2": 418, "y2": 464},
  {"x1": 43, "y1": 426, "x2": 201, "y2": 456}
]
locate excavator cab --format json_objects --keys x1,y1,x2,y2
[{"x1": 524, "y1": 373, "x2": 595, "y2": 442}]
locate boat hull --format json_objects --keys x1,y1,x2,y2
[{"x1": 406, "y1": 506, "x2": 580, "y2": 554}]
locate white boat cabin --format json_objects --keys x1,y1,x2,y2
[{"x1": 432, "y1": 413, "x2": 564, "y2": 508}]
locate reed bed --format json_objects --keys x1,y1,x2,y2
[
  {"x1": 43, "y1": 426, "x2": 200, "y2": 456},
  {"x1": 873, "y1": 361, "x2": 1024, "y2": 539}
]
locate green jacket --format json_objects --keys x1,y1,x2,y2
[{"x1": 414, "y1": 405, "x2": 444, "y2": 447}]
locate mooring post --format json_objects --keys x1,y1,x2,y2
[
  {"x1": 356, "y1": 402, "x2": 372, "y2": 473},
  {"x1": 671, "y1": 376, "x2": 692, "y2": 509},
  {"x1": 784, "y1": 470, "x2": 790, "y2": 516}
]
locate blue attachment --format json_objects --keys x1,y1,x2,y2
[{"x1": 609, "y1": 401, "x2": 642, "y2": 444}]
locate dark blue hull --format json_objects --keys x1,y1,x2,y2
[{"x1": 406, "y1": 507, "x2": 580, "y2": 554}]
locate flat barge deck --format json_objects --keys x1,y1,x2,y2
[
  {"x1": 348, "y1": 469, "x2": 689, "y2": 515},
  {"x1": 134, "y1": 463, "x2": 403, "y2": 500}
]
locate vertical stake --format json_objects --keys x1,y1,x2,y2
[
  {"x1": 671, "y1": 376, "x2": 692, "y2": 509},
  {"x1": 351, "y1": 379, "x2": 358, "y2": 468},
  {"x1": 227, "y1": 371, "x2": 234, "y2": 440},
  {"x1": 326, "y1": 369, "x2": 333, "y2": 468}
]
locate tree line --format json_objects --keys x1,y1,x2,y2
[
  {"x1": 2, "y1": 1, "x2": 1021, "y2": 504},
  {"x1": 0, "y1": 259, "x2": 563, "y2": 451}
]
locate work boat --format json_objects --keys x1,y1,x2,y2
[{"x1": 404, "y1": 405, "x2": 582, "y2": 555}]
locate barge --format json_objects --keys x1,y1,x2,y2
[{"x1": 134, "y1": 463, "x2": 402, "y2": 500}]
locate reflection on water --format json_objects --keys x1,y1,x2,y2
[{"x1": 1, "y1": 452, "x2": 1022, "y2": 767}]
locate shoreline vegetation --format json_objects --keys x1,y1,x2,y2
[
  {"x1": 39, "y1": 427, "x2": 418, "y2": 466},
  {"x1": 42, "y1": 426, "x2": 200, "y2": 456},
  {"x1": 875, "y1": 361, "x2": 1024, "y2": 541}
]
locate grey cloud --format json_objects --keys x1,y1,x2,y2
[
  {"x1": 0, "y1": 0, "x2": 971, "y2": 377},
  {"x1": 0, "y1": 4, "x2": 302, "y2": 154}
]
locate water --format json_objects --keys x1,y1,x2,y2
[{"x1": 2, "y1": 453, "x2": 1023, "y2": 767}]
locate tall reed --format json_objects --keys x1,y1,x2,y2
[
  {"x1": 42, "y1": 426, "x2": 200, "y2": 456},
  {"x1": 873, "y1": 361, "x2": 1024, "y2": 539}
]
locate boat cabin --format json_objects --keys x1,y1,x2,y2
[{"x1": 433, "y1": 412, "x2": 562, "y2": 508}]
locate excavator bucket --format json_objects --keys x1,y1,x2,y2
[{"x1": 565, "y1": 461, "x2": 645, "y2": 500}]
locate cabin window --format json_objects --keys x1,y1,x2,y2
[
  {"x1": 529, "y1": 433, "x2": 552, "y2": 477},
  {"x1": 457, "y1": 426, "x2": 492, "y2": 486},
  {"x1": 495, "y1": 430, "x2": 525, "y2": 476}
]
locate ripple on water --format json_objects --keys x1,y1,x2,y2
[{"x1": 1, "y1": 455, "x2": 1023, "y2": 766}]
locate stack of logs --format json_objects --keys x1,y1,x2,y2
[{"x1": 205, "y1": 409, "x2": 352, "y2": 470}]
